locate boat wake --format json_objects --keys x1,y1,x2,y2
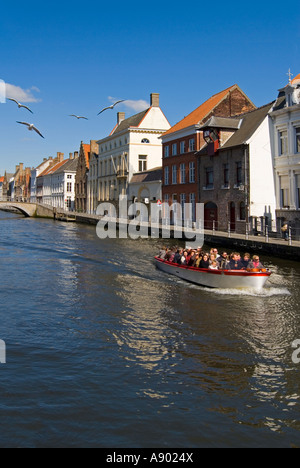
[{"x1": 200, "y1": 286, "x2": 291, "y2": 297}]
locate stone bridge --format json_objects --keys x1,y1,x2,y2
[{"x1": 0, "y1": 202, "x2": 55, "y2": 218}]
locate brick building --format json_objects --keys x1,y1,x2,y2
[
  {"x1": 196, "y1": 103, "x2": 276, "y2": 234},
  {"x1": 13, "y1": 163, "x2": 31, "y2": 202},
  {"x1": 161, "y1": 85, "x2": 256, "y2": 221},
  {"x1": 75, "y1": 141, "x2": 97, "y2": 213}
]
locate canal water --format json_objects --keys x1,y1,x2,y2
[{"x1": 0, "y1": 211, "x2": 300, "y2": 448}]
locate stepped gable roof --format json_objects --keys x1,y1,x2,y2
[
  {"x1": 221, "y1": 102, "x2": 274, "y2": 149},
  {"x1": 130, "y1": 167, "x2": 162, "y2": 184},
  {"x1": 82, "y1": 143, "x2": 91, "y2": 170},
  {"x1": 162, "y1": 84, "x2": 252, "y2": 137},
  {"x1": 110, "y1": 108, "x2": 150, "y2": 136}
]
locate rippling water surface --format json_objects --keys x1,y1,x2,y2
[{"x1": 0, "y1": 211, "x2": 300, "y2": 447}]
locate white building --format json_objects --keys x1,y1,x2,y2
[
  {"x1": 30, "y1": 157, "x2": 55, "y2": 203},
  {"x1": 270, "y1": 73, "x2": 300, "y2": 231},
  {"x1": 37, "y1": 153, "x2": 78, "y2": 211},
  {"x1": 87, "y1": 93, "x2": 170, "y2": 213},
  {"x1": 128, "y1": 167, "x2": 162, "y2": 204}
]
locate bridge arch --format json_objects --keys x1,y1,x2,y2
[{"x1": 0, "y1": 202, "x2": 37, "y2": 217}]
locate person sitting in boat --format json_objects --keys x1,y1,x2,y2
[
  {"x1": 248, "y1": 255, "x2": 264, "y2": 270},
  {"x1": 193, "y1": 253, "x2": 202, "y2": 268},
  {"x1": 159, "y1": 247, "x2": 167, "y2": 259},
  {"x1": 217, "y1": 251, "x2": 230, "y2": 270},
  {"x1": 229, "y1": 252, "x2": 244, "y2": 270},
  {"x1": 181, "y1": 251, "x2": 188, "y2": 265},
  {"x1": 209, "y1": 260, "x2": 219, "y2": 270},
  {"x1": 200, "y1": 253, "x2": 210, "y2": 269},
  {"x1": 173, "y1": 249, "x2": 182, "y2": 265},
  {"x1": 241, "y1": 253, "x2": 251, "y2": 269},
  {"x1": 209, "y1": 253, "x2": 218, "y2": 265}
]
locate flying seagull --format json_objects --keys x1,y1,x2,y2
[
  {"x1": 8, "y1": 98, "x2": 33, "y2": 114},
  {"x1": 17, "y1": 121, "x2": 45, "y2": 139},
  {"x1": 97, "y1": 100, "x2": 125, "y2": 115},
  {"x1": 69, "y1": 114, "x2": 88, "y2": 120}
]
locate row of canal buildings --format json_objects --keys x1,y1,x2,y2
[{"x1": 1, "y1": 75, "x2": 300, "y2": 235}]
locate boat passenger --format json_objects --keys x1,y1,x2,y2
[
  {"x1": 241, "y1": 253, "x2": 251, "y2": 269},
  {"x1": 248, "y1": 255, "x2": 264, "y2": 270},
  {"x1": 181, "y1": 251, "x2": 188, "y2": 265},
  {"x1": 217, "y1": 252, "x2": 230, "y2": 270},
  {"x1": 229, "y1": 253, "x2": 244, "y2": 270},
  {"x1": 159, "y1": 247, "x2": 167, "y2": 259},
  {"x1": 209, "y1": 253, "x2": 218, "y2": 265},
  {"x1": 193, "y1": 254, "x2": 201, "y2": 268},
  {"x1": 173, "y1": 249, "x2": 182, "y2": 265},
  {"x1": 209, "y1": 260, "x2": 219, "y2": 270},
  {"x1": 200, "y1": 254, "x2": 210, "y2": 269}
]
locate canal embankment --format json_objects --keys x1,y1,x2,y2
[{"x1": 1, "y1": 204, "x2": 300, "y2": 260}]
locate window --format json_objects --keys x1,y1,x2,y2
[
  {"x1": 172, "y1": 143, "x2": 177, "y2": 156},
  {"x1": 164, "y1": 146, "x2": 169, "y2": 158},
  {"x1": 67, "y1": 175, "x2": 72, "y2": 179},
  {"x1": 172, "y1": 165, "x2": 177, "y2": 185},
  {"x1": 189, "y1": 139, "x2": 195, "y2": 152},
  {"x1": 239, "y1": 202, "x2": 246, "y2": 221},
  {"x1": 190, "y1": 193, "x2": 196, "y2": 222},
  {"x1": 223, "y1": 163, "x2": 229, "y2": 188},
  {"x1": 139, "y1": 155, "x2": 147, "y2": 172},
  {"x1": 296, "y1": 127, "x2": 300, "y2": 153},
  {"x1": 180, "y1": 141, "x2": 185, "y2": 154},
  {"x1": 236, "y1": 161, "x2": 243, "y2": 186},
  {"x1": 180, "y1": 193, "x2": 186, "y2": 218},
  {"x1": 205, "y1": 167, "x2": 214, "y2": 189},
  {"x1": 189, "y1": 162, "x2": 195, "y2": 183},
  {"x1": 297, "y1": 175, "x2": 300, "y2": 209},
  {"x1": 279, "y1": 130, "x2": 288, "y2": 156},
  {"x1": 180, "y1": 163, "x2": 186, "y2": 184},
  {"x1": 164, "y1": 167, "x2": 169, "y2": 186},
  {"x1": 67, "y1": 182, "x2": 72, "y2": 193},
  {"x1": 280, "y1": 175, "x2": 290, "y2": 208}
]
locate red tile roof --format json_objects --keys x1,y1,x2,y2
[
  {"x1": 37, "y1": 160, "x2": 67, "y2": 177},
  {"x1": 163, "y1": 85, "x2": 241, "y2": 136},
  {"x1": 292, "y1": 73, "x2": 300, "y2": 84}
]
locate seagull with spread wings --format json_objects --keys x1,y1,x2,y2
[
  {"x1": 69, "y1": 114, "x2": 88, "y2": 120},
  {"x1": 97, "y1": 100, "x2": 125, "y2": 115},
  {"x1": 17, "y1": 121, "x2": 45, "y2": 139},
  {"x1": 8, "y1": 98, "x2": 33, "y2": 114}
]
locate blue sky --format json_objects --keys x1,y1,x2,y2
[{"x1": 0, "y1": 0, "x2": 299, "y2": 174}]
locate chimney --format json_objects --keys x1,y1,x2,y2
[
  {"x1": 19, "y1": 163, "x2": 24, "y2": 171},
  {"x1": 150, "y1": 93, "x2": 160, "y2": 107},
  {"x1": 90, "y1": 140, "x2": 99, "y2": 155},
  {"x1": 57, "y1": 152, "x2": 64, "y2": 162},
  {"x1": 69, "y1": 152, "x2": 74, "y2": 160},
  {"x1": 74, "y1": 151, "x2": 79, "y2": 159},
  {"x1": 117, "y1": 112, "x2": 125, "y2": 124}
]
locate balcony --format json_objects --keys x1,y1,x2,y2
[{"x1": 116, "y1": 168, "x2": 128, "y2": 179}]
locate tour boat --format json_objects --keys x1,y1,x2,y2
[{"x1": 155, "y1": 257, "x2": 272, "y2": 289}]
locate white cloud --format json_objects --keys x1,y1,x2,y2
[
  {"x1": 123, "y1": 99, "x2": 149, "y2": 112},
  {"x1": 5, "y1": 83, "x2": 41, "y2": 103},
  {"x1": 108, "y1": 96, "x2": 149, "y2": 113}
]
